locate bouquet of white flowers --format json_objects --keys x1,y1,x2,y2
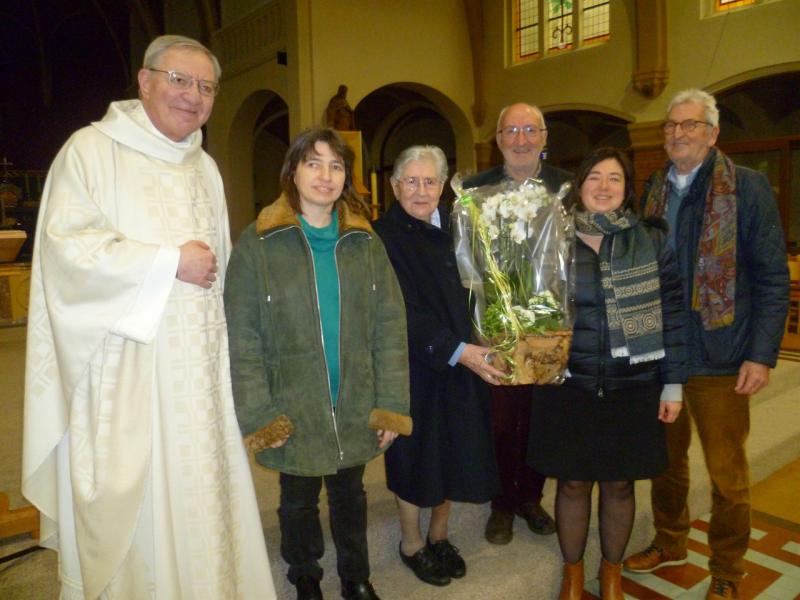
[{"x1": 451, "y1": 175, "x2": 574, "y2": 385}]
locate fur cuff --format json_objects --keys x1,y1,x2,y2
[
  {"x1": 368, "y1": 408, "x2": 413, "y2": 436},
  {"x1": 243, "y1": 414, "x2": 295, "y2": 454}
]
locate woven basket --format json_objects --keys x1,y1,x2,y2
[{"x1": 490, "y1": 330, "x2": 572, "y2": 385}]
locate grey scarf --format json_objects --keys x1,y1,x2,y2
[{"x1": 575, "y1": 209, "x2": 665, "y2": 364}]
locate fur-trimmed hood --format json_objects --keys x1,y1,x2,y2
[{"x1": 256, "y1": 194, "x2": 373, "y2": 237}]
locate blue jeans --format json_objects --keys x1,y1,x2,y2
[{"x1": 279, "y1": 464, "x2": 369, "y2": 584}]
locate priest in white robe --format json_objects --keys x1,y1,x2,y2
[{"x1": 22, "y1": 35, "x2": 276, "y2": 600}]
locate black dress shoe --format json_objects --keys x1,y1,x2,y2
[
  {"x1": 485, "y1": 509, "x2": 514, "y2": 544},
  {"x1": 399, "y1": 544, "x2": 451, "y2": 586},
  {"x1": 296, "y1": 575, "x2": 323, "y2": 600},
  {"x1": 516, "y1": 502, "x2": 556, "y2": 535},
  {"x1": 341, "y1": 579, "x2": 381, "y2": 600},
  {"x1": 427, "y1": 538, "x2": 466, "y2": 578}
]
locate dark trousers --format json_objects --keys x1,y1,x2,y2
[
  {"x1": 490, "y1": 384, "x2": 547, "y2": 511},
  {"x1": 279, "y1": 464, "x2": 369, "y2": 584}
]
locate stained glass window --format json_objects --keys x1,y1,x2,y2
[
  {"x1": 512, "y1": 0, "x2": 609, "y2": 63},
  {"x1": 547, "y1": 0, "x2": 573, "y2": 51},
  {"x1": 581, "y1": 0, "x2": 609, "y2": 44},
  {"x1": 516, "y1": 0, "x2": 540, "y2": 58}
]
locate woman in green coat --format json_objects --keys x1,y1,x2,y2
[{"x1": 224, "y1": 127, "x2": 412, "y2": 600}]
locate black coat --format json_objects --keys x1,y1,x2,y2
[
  {"x1": 565, "y1": 219, "x2": 688, "y2": 397},
  {"x1": 373, "y1": 202, "x2": 499, "y2": 507}
]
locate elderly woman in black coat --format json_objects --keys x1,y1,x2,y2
[{"x1": 373, "y1": 145, "x2": 504, "y2": 588}]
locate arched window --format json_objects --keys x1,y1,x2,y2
[{"x1": 512, "y1": 0, "x2": 609, "y2": 63}]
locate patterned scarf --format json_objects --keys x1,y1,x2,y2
[
  {"x1": 575, "y1": 209, "x2": 665, "y2": 364},
  {"x1": 642, "y1": 149, "x2": 737, "y2": 330}
]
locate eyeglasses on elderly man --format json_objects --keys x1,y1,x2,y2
[
  {"x1": 662, "y1": 119, "x2": 712, "y2": 134},
  {"x1": 497, "y1": 125, "x2": 547, "y2": 139},
  {"x1": 147, "y1": 68, "x2": 220, "y2": 97}
]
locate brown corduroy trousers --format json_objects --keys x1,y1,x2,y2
[{"x1": 651, "y1": 375, "x2": 751, "y2": 582}]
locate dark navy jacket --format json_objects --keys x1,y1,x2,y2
[
  {"x1": 566, "y1": 220, "x2": 688, "y2": 397},
  {"x1": 640, "y1": 148, "x2": 789, "y2": 376}
]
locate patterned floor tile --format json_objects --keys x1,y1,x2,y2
[{"x1": 615, "y1": 514, "x2": 800, "y2": 599}]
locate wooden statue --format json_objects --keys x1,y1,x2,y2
[{"x1": 326, "y1": 85, "x2": 355, "y2": 131}]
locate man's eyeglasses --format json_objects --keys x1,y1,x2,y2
[
  {"x1": 662, "y1": 119, "x2": 712, "y2": 134},
  {"x1": 398, "y1": 176, "x2": 441, "y2": 190},
  {"x1": 148, "y1": 68, "x2": 220, "y2": 97},
  {"x1": 498, "y1": 125, "x2": 546, "y2": 139}
]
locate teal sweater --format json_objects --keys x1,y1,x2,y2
[{"x1": 300, "y1": 213, "x2": 341, "y2": 407}]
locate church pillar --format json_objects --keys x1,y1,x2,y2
[
  {"x1": 627, "y1": 121, "x2": 666, "y2": 199},
  {"x1": 474, "y1": 141, "x2": 494, "y2": 174},
  {"x1": 633, "y1": 0, "x2": 669, "y2": 98}
]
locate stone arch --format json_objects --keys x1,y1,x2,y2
[
  {"x1": 706, "y1": 62, "x2": 800, "y2": 98},
  {"x1": 542, "y1": 109, "x2": 632, "y2": 171},
  {"x1": 708, "y1": 68, "x2": 800, "y2": 253},
  {"x1": 710, "y1": 69, "x2": 800, "y2": 143},
  {"x1": 354, "y1": 82, "x2": 473, "y2": 212},
  {"x1": 224, "y1": 89, "x2": 288, "y2": 240}
]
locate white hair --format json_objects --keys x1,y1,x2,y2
[
  {"x1": 142, "y1": 35, "x2": 221, "y2": 80},
  {"x1": 667, "y1": 89, "x2": 719, "y2": 127},
  {"x1": 391, "y1": 145, "x2": 448, "y2": 183},
  {"x1": 496, "y1": 103, "x2": 545, "y2": 131}
]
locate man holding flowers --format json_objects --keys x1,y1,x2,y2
[{"x1": 464, "y1": 103, "x2": 572, "y2": 545}]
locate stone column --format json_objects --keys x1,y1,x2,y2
[
  {"x1": 474, "y1": 141, "x2": 494, "y2": 174},
  {"x1": 628, "y1": 121, "x2": 666, "y2": 199}
]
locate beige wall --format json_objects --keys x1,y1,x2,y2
[
  {"x1": 211, "y1": 0, "x2": 480, "y2": 237},
  {"x1": 210, "y1": 0, "x2": 800, "y2": 238},
  {"x1": 480, "y1": 0, "x2": 640, "y2": 138},
  {"x1": 304, "y1": 0, "x2": 474, "y2": 127},
  {"x1": 300, "y1": 0, "x2": 478, "y2": 173},
  {"x1": 478, "y1": 0, "x2": 800, "y2": 132},
  {"x1": 669, "y1": 0, "x2": 800, "y2": 102}
]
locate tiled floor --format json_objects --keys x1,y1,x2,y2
[
  {"x1": 578, "y1": 461, "x2": 800, "y2": 599},
  {"x1": 573, "y1": 514, "x2": 800, "y2": 599}
]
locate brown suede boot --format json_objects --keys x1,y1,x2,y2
[
  {"x1": 558, "y1": 560, "x2": 584, "y2": 600},
  {"x1": 599, "y1": 557, "x2": 623, "y2": 600}
]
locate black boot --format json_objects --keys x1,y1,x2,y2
[
  {"x1": 341, "y1": 579, "x2": 381, "y2": 600},
  {"x1": 296, "y1": 575, "x2": 323, "y2": 600}
]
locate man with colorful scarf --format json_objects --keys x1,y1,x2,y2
[{"x1": 623, "y1": 89, "x2": 789, "y2": 600}]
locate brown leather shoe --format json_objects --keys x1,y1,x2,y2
[
  {"x1": 599, "y1": 557, "x2": 623, "y2": 600},
  {"x1": 558, "y1": 560, "x2": 584, "y2": 600},
  {"x1": 706, "y1": 577, "x2": 738, "y2": 599},
  {"x1": 623, "y1": 543, "x2": 688, "y2": 573},
  {"x1": 484, "y1": 509, "x2": 514, "y2": 544},
  {"x1": 516, "y1": 502, "x2": 556, "y2": 535}
]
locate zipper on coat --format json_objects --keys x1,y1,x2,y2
[{"x1": 595, "y1": 243, "x2": 606, "y2": 399}]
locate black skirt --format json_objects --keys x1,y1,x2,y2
[{"x1": 527, "y1": 381, "x2": 668, "y2": 481}]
